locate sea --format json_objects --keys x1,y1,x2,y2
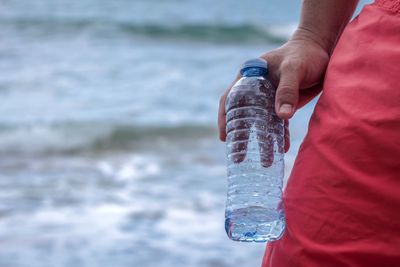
[{"x1": 0, "y1": 1, "x2": 371, "y2": 266}]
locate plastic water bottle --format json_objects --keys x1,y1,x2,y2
[{"x1": 224, "y1": 58, "x2": 285, "y2": 242}]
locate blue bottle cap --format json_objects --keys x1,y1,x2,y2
[{"x1": 240, "y1": 58, "x2": 268, "y2": 75}]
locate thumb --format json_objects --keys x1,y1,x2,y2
[{"x1": 275, "y1": 64, "x2": 301, "y2": 119}]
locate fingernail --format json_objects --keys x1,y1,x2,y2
[{"x1": 279, "y1": 104, "x2": 293, "y2": 115}]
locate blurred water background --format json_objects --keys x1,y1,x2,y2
[{"x1": 0, "y1": 0, "x2": 370, "y2": 266}]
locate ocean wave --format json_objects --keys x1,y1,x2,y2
[
  {"x1": 0, "y1": 17, "x2": 294, "y2": 43},
  {"x1": 119, "y1": 23, "x2": 292, "y2": 44},
  {"x1": 0, "y1": 122, "x2": 216, "y2": 155}
]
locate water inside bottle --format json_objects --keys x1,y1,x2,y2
[{"x1": 225, "y1": 121, "x2": 285, "y2": 242}]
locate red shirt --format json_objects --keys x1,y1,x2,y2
[{"x1": 263, "y1": 1, "x2": 400, "y2": 266}]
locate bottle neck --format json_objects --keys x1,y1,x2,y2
[{"x1": 241, "y1": 67, "x2": 267, "y2": 77}]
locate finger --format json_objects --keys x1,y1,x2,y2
[
  {"x1": 226, "y1": 117, "x2": 256, "y2": 164},
  {"x1": 225, "y1": 80, "x2": 270, "y2": 160},
  {"x1": 218, "y1": 91, "x2": 229, "y2": 141},
  {"x1": 218, "y1": 74, "x2": 241, "y2": 141},
  {"x1": 284, "y1": 120, "x2": 290, "y2": 153},
  {"x1": 226, "y1": 129, "x2": 249, "y2": 164},
  {"x1": 258, "y1": 131, "x2": 274, "y2": 168},
  {"x1": 275, "y1": 62, "x2": 302, "y2": 119}
]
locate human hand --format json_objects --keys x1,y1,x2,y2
[{"x1": 218, "y1": 31, "x2": 330, "y2": 152}]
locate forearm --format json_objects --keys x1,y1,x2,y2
[{"x1": 292, "y1": 0, "x2": 359, "y2": 54}]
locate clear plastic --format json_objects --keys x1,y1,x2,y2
[{"x1": 224, "y1": 73, "x2": 285, "y2": 242}]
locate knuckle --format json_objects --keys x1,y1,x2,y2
[
  {"x1": 281, "y1": 57, "x2": 305, "y2": 72},
  {"x1": 259, "y1": 54, "x2": 271, "y2": 63}
]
